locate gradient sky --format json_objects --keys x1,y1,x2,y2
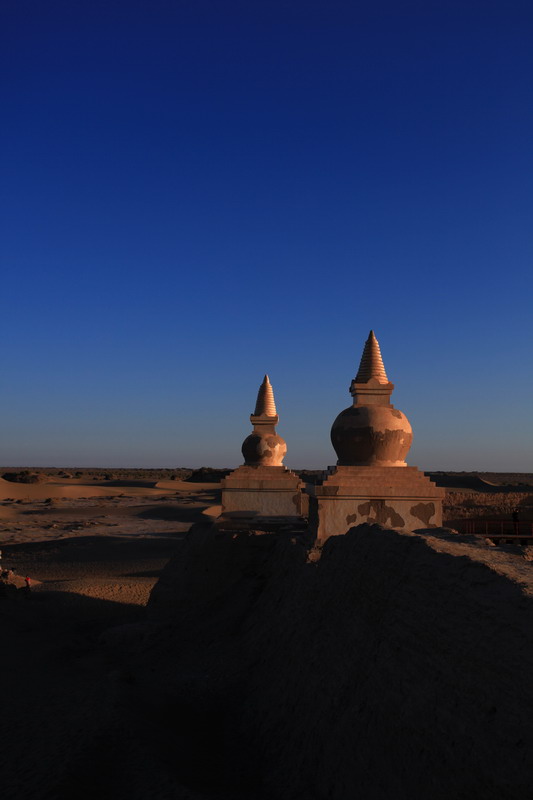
[{"x1": 1, "y1": 0, "x2": 532, "y2": 470}]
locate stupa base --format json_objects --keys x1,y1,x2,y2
[
  {"x1": 221, "y1": 465, "x2": 307, "y2": 517},
  {"x1": 309, "y1": 466, "x2": 444, "y2": 544}
]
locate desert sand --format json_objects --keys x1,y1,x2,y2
[
  {"x1": 0, "y1": 470, "x2": 220, "y2": 799},
  {"x1": 1, "y1": 469, "x2": 533, "y2": 799}
]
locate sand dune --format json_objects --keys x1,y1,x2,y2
[
  {"x1": 429, "y1": 473, "x2": 533, "y2": 492},
  {"x1": 155, "y1": 479, "x2": 221, "y2": 492},
  {"x1": 0, "y1": 476, "x2": 180, "y2": 501}
]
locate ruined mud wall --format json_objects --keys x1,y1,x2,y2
[{"x1": 144, "y1": 524, "x2": 533, "y2": 800}]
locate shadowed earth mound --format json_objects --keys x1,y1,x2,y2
[{"x1": 99, "y1": 522, "x2": 533, "y2": 799}]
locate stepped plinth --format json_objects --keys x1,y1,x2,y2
[
  {"x1": 310, "y1": 331, "x2": 443, "y2": 543},
  {"x1": 221, "y1": 375, "x2": 306, "y2": 517}
]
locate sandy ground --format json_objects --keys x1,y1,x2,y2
[
  {"x1": 0, "y1": 476, "x2": 220, "y2": 800},
  {"x1": 0, "y1": 480, "x2": 219, "y2": 604}
]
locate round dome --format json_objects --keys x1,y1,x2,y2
[
  {"x1": 242, "y1": 431, "x2": 287, "y2": 467},
  {"x1": 331, "y1": 404, "x2": 412, "y2": 466}
]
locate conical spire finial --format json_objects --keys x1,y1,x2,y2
[
  {"x1": 242, "y1": 375, "x2": 286, "y2": 466},
  {"x1": 354, "y1": 330, "x2": 389, "y2": 384},
  {"x1": 253, "y1": 374, "x2": 277, "y2": 417}
]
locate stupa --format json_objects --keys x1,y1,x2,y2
[
  {"x1": 310, "y1": 331, "x2": 444, "y2": 542},
  {"x1": 221, "y1": 375, "x2": 306, "y2": 517}
]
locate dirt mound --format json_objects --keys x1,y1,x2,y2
[
  {"x1": 2, "y1": 470, "x2": 48, "y2": 484},
  {"x1": 185, "y1": 467, "x2": 231, "y2": 483},
  {"x1": 133, "y1": 523, "x2": 533, "y2": 799},
  {"x1": 0, "y1": 478, "x2": 112, "y2": 501}
]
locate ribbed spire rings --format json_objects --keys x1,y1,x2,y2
[
  {"x1": 254, "y1": 374, "x2": 277, "y2": 416},
  {"x1": 354, "y1": 330, "x2": 389, "y2": 384}
]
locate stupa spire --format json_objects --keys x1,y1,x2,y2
[
  {"x1": 253, "y1": 374, "x2": 277, "y2": 417},
  {"x1": 222, "y1": 373, "x2": 304, "y2": 517},
  {"x1": 354, "y1": 330, "x2": 389, "y2": 384},
  {"x1": 242, "y1": 375, "x2": 286, "y2": 467}
]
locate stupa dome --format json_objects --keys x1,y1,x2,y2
[
  {"x1": 330, "y1": 331, "x2": 413, "y2": 466},
  {"x1": 242, "y1": 375, "x2": 287, "y2": 467}
]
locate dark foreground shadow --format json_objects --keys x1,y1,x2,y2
[
  {"x1": 139, "y1": 523, "x2": 533, "y2": 800},
  {"x1": 7, "y1": 523, "x2": 533, "y2": 799}
]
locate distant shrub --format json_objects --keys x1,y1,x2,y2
[
  {"x1": 186, "y1": 467, "x2": 231, "y2": 483},
  {"x1": 2, "y1": 470, "x2": 47, "y2": 484},
  {"x1": 461, "y1": 498, "x2": 478, "y2": 508}
]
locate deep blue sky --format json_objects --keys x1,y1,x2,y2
[{"x1": 1, "y1": 0, "x2": 532, "y2": 470}]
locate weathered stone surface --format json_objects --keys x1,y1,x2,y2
[
  {"x1": 331, "y1": 407, "x2": 413, "y2": 466},
  {"x1": 241, "y1": 431, "x2": 287, "y2": 467},
  {"x1": 222, "y1": 465, "x2": 306, "y2": 516},
  {"x1": 310, "y1": 466, "x2": 444, "y2": 542}
]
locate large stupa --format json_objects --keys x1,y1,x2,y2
[
  {"x1": 221, "y1": 375, "x2": 306, "y2": 517},
  {"x1": 310, "y1": 331, "x2": 444, "y2": 542}
]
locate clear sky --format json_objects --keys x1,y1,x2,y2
[{"x1": 1, "y1": 0, "x2": 532, "y2": 470}]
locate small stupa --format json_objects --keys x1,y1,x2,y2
[
  {"x1": 310, "y1": 331, "x2": 444, "y2": 542},
  {"x1": 241, "y1": 375, "x2": 287, "y2": 466},
  {"x1": 221, "y1": 375, "x2": 306, "y2": 517}
]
